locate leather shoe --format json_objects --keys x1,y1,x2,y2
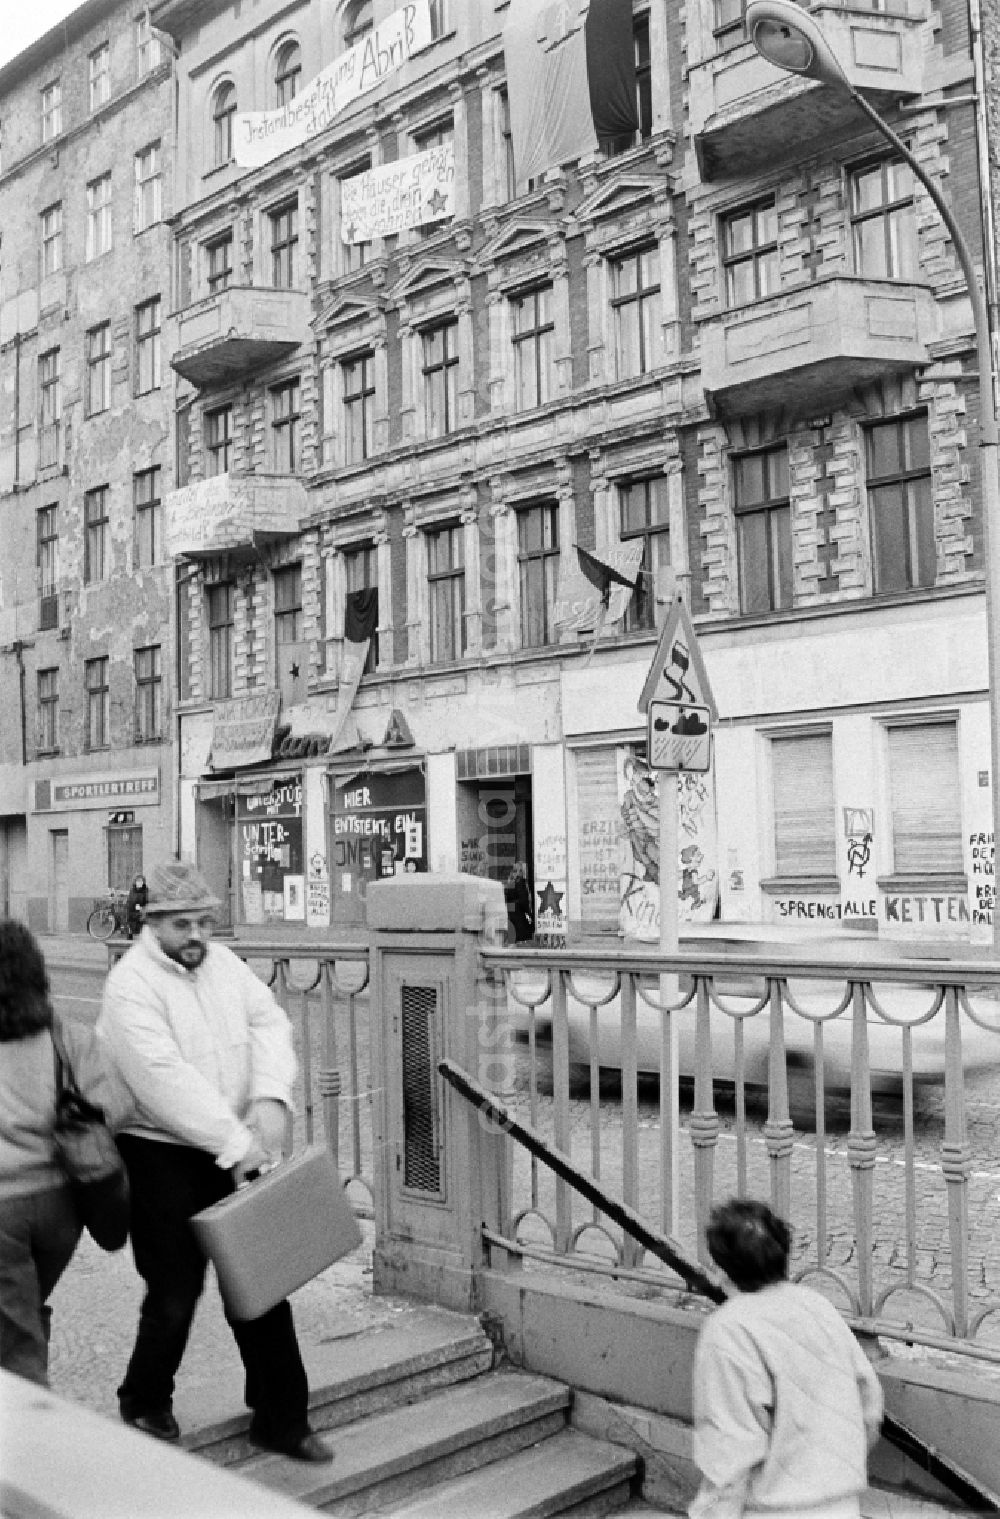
[
  {"x1": 120, "y1": 1407, "x2": 181, "y2": 1442},
  {"x1": 250, "y1": 1429, "x2": 334, "y2": 1463}
]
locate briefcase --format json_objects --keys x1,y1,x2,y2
[{"x1": 191, "y1": 1146, "x2": 362, "y2": 1321}]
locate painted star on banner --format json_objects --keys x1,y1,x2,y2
[
  {"x1": 290, "y1": 662, "x2": 301, "y2": 679},
  {"x1": 345, "y1": 221, "x2": 357, "y2": 242},
  {"x1": 537, "y1": 881, "x2": 564, "y2": 917},
  {"x1": 427, "y1": 188, "x2": 448, "y2": 216}
]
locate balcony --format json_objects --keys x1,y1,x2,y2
[
  {"x1": 689, "y1": 5, "x2": 924, "y2": 180},
  {"x1": 700, "y1": 276, "x2": 937, "y2": 418},
  {"x1": 164, "y1": 472, "x2": 309, "y2": 559},
  {"x1": 170, "y1": 286, "x2": 313, "y2": 388}
]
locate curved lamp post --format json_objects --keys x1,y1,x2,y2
[{"x1": 746, "y1": 0, "x2": 1000, "y2": 948}]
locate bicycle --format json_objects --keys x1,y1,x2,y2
[{"x1": 86, "y1": 889, "x2": 131, "y2": 941}]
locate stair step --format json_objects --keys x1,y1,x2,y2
[
  {"x1": 190, "y1": 1315, "x2": 494, "y2": 1462},
  {"x1": 233, "y1": 1371, "x2": 571, "y2": 1514},
  {"x1": 387, "y1": 1427, "x2": 638, "y2": 1518}
]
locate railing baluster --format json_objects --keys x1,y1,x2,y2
[
  {"x1": 321, "y1": 961, "x2": 340, "y2": 1168},
  {"x1": 300, "y1": 984, "x2": 314, "y2": 1145},
  {"x1": 849, "y1": 981, "x2": 876, "y2": 1319},
  {"x1": 942, "y1": 984, "x2": 971, "y2": 1338},
  {"x1": 765, "y1": 979, "x2": 793, "y2": 1221},
  {"x1": 551, "y1": 968, "x2": 572, "y2": 1254},
  {"x1": 814, "y1": 1019, "x2": 828, "y2": 1270},
  {"x1": 589, "y1": 1000, "x2": 601, "y2": 1222},
  {"x1": 660, "y1": 975, "x2": 680, "y2": 1238},
  {"x1": 734, "y1": 1014, "x2": 747, "y2": 1196},
  {"x1": 621, "y1": 974, "x2": 640, "y2": 1267},
  {"x1": 902, "y1": 1023, "x2": 916, "y2": 1288},
  {"x1": 690, "y1": 975, "x2": 718, "y2": 1263}
]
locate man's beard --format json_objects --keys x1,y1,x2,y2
[{"x1": 164, "y1": 941, "x2": 207, "y2": 970}]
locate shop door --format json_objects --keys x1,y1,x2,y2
[
  {"x1": 455, "y1": 777, "x2": 533, "y2": 887},
  {"x1": 197, "y1": 798, "x2": 234, "y2": 930},
  {"x1": 49, "y1": 830, "x2": 69, "y2": 933}
]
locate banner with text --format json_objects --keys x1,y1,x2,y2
[
  {"x1": 341, "y1": 143, "x2": 455, "y2": 242},
  {"x1": 234, "y1": 1, "x2": 434, "y2": 169}
]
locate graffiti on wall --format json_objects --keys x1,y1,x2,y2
[{"x1": 617, "y1": 750, "x2": 718, "y2": 941}]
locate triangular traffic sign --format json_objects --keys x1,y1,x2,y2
[{"x1": 638, "y1": 595, "x2": 717, "y2": 719}]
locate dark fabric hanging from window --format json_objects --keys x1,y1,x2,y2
[{"x1": 344, "y1": 586, "x2": 378, "y2": 642}]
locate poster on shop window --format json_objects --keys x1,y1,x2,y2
[
  {"x1": 332, "y1": 767, "x2": 427, "y2": 917},
  {"x1": 617, "y1": 748, "x2": 718, "y2": 941},
  {"x1": 237, "y1": 777, "x2": 304, "y2": 924}
]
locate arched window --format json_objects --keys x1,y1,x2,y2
[
  {"x1": 343, "y1": 0, "x2": 373, "y2": 50},
  {"x1": 274, "y1": 41, "x2": 301, "y2": 108},
  {"x1": 212, "y1": 82, "x2": 237, "y2": 167}
]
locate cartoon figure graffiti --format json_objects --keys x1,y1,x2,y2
[
  {"x1": 620, "y1": 755, "x2": 659, "y2": 884},
  {"x1": 680, "y1": 844, "x2": 716, "y2": 912},
  {"x1": 617, "y1": 750, "x2": 720, "y2": 939}
]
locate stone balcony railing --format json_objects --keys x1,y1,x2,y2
[
  {"x1": 164, "y1": 471, "x2": 309, "y2": 558},
  {"x1": 699, "y1": 276, "x2": 937, "y2": 418},
  {"x1": 169, "y1": 285, "x2": 313, "y2": 387},
  {"x1": 688, "y1": 4, "x2": 925, "y2": 180}
]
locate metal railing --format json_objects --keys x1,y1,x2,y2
[{"x1": 486, "y1": 943, "x2": 1000, "y2": 1361}]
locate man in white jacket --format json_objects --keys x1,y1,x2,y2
[{"x1": 97, "y1": 858, "x2": 332, "y2": 1462}]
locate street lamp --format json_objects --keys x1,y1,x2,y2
[{"x1": 746, "y1": 0, "x2": 1000, "y2": 949}]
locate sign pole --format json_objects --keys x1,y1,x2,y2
[{"x1": 659, "y1": 767, "x2": 680, "y2": 1237}]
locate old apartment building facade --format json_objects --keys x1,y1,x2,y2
[
  {"x1": 0, "y1": 0, "x2": 174, "y2": 929},
  {"x1": 0, "y1": 0, "x2": 995, "y2": 945}
]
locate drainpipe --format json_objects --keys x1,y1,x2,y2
[
  {"x1": 969, "y1": 0, "x2": 998, "y2": 366},
  {"x1": 173, "y1": 561, "x2": 200, "y2": 856},
  {"x1": 12, "y1": 641, "x2": 27, "y2": 767},
  {"x1": 12, "y1": 334, "x2": 21, "y2": 486}
]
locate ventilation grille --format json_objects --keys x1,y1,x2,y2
[
  {"x1": 456, "y1": 745, "x2": 530, "y2": 781},
  {"x1": 401, "y1": 984, "x2": 441, "y2": 1193}
]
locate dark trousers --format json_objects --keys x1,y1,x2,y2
[{"x1": 116, "y1": 1134, "x2": 309, "y2": 1443}]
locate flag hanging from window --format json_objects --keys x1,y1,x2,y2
[
  {"x1": 503, "y1": 0, "x2": 638, "y2": 194},
  {"x1": 327, "y1": 588, "x2": 379, "y2": 752},
  {"x1": 552, "y1": 541, "x2": 644, "y2": 633}
]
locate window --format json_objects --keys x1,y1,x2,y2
[
  {"x1": 206, "y1": 406, "x2": 233, "y2": 475},
  {"x1": 619, "y1": 476, "x2": 670, "y2": 632},
  {"x1": 41, "y1": 81, "x2": 61, "y2": 142},
  {"x1": 343, "y1": 0, "x2": 373, "y2": 49},
  {"x1": 429, "y1": 0, "x2": 448, "y2": 37},
  {"x1": 413, "y1": 119, "x2": 454, "y2": 234},
  {"x1": 108, "y1": 823, "x2": 143, "y2": 892},
  {"x1": 714, "y1": 0, "x2": 745, "y2": 48},
  {"x1": 207, "y1": 584, "x2": 234, "y2": 699},
  {"x1": 344, "y1": 545, "x2": 378, "y2": 672},
  {"x1": 269, "y1": 201, "x2": 298, "y2": 287},
  {"x1": 39, "y1": 349, "x2": 61, "y2": 467},
  {"x1": 422, "y1": 320, "x2": 459, "y2": 436},
  {"x1": 851, "y1": 158, "x2": 917, "y2": 280},
  {"x1": 89, "y1": 44, "x2": 110, "y2": 112},
  {"x1": 274, "y1": 41, "x2": 301, "y2": 107},
  {"x1": 135, "y1": 297, "x2": 162, "y2": 394},
  {"x1": 213, "y1": 83, "x2": 237, "y2": 167},
  {"x1": 133, "y1": 466, "x2": 161, "y2": 568},
  {"x1": 517, "y1": 503, "x2": 559, "y2": 648},
  {"x1": 41, "y1": 203, "x2": 62, "y2": 276},
  {"x1": 428, "y1": 523, "x2": 466, "y2": 663},
  {"x1": 38, "y1": 669, "x2": 59, "y2": 752},
  {"x1": 84, "y1": 487, "x2": 110, "y2": 584},
  {"x1": 271, "y1": 379, "x2": 301, "y2": 471},
  {"x1": 85, "y1": 657, "x2": 110, "y2": 749},
  {"x1": 342, "y1": 352, "x2": 375, "y2": 463},
  {"x1": 734, "y1": 444, "x2": 792, "y2": 614},
  {"x1": 887, "y1": 722, "x2": 963, "y2": 875},
  {"x1": 206, "y1": 233, "x2": 233, "y2": 294},
  {"x1": 86, "y1": 323, "x2": 111, "y2": 416},
  {"x1": 134, "y1": 142, "x2": 162, "y2": 231},
  {"x1": 865, "y1": 413, "x2": 934, "y2": 593},
  {"x1": 610, "y1": 246, "x2": 660, "y2": 379},
  {"x1": 722, "y1": 199, "x2": 778, "y2": 307},
  {"x1": 337, "y1": 160, "x2": 369, "y2": 273},
  {"x1": 135, "y1": 13, "x2": 163, "y2": 75},
  {"x1": 511, "y1": 286, "x2": 554, "y2": 410},
  {"x1": 134, "y1": 645, "x2": 162, "y2": 742},
  {"x1": 498, "y1": 89, "x2": 516, "y2": 202},
  {"x1": 274, "y1": 564, "x2": 302, "y2": 643},
  {"x1": 86, "y1": 174, "x2": 113, "y2": 261},
  {"x1": 603, "y1": 15, "x2": 651, "y2": 153},
  {"x1": 771, "y1": 732, "x2": 836, "y2": 877},
  {"x1": 37, "y1": 506, "x2": 59, "y2": 627}
]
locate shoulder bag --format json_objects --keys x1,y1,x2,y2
[{"x1": 51, "y1": 1020, "x2": 130, "y2": 1252}]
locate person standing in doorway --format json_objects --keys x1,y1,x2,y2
[
  {"x1": 690, "y1": 1197, "x2": 883, "y2": 1519},
  {"x1": 504, "y1": 861, "x2": 534, "y2": 943},
  {"x1": 97, "y1": 859, "x2": 332, "y2": 1461}
]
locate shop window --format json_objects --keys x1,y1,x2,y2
[
  {"x1": 771, "y1": 731, "x2": 836, "y2": 878},
  {"x1": 212, "y1": 82, "x2": 237, "y2": 167},
  {"x1": 865, "y1": 412, "x2": 934, "y2": 593},
  {"x1": 511, "y1": 285, "x2": 554, "y2": 411},
  {"x1": 734, "y1": 443, "x2": 791, "y2": 614},
  {"x1": 41, "y1": 203, "x2": 62, "y2": 277},
  {"x1": 886, "y1": 722, "x2": 963, "y2": 876},
  {"x1": 134, "y1": 466, "x2": 161, "y2": 567},
  {"x1": 37, "y1": 668, "x2": 59, "y2": 752},
  {"x1": 84, "y1": 487, "x2": 109, "y2": 584},
  {"x1": 107, "y1": 823, "x2": 142, "y2": 893},
  {"x1": 427, "y1": 522, "x2": 466, "y2": 663},
  {"x1": 207, "y1": 583, "x2": 234, "y2": 699},
  {"x1": 86, "y1": 323, "x2": 111, "y2": 416},
  {"x1": 850, "y1": 157, "x2": 917, "y2": 280},
  {"x1": 237, "y1": 779, "x2": 305, "y2": 924},
  {"x1": 86, "y1": 174, "x2": 113, "y2": 261},
  {"x1": 517, "y1": 502, "x2": 559, "y2": 648},
  {"x1": 421, "y1": 319, "x2": 459, "y2": 436},
  {"x1": 270, "y1": 378, "x2": 301, "y2": 471},
  {"x1": 575, "y1": 747, "x2": 624, "y2": 932},
  {"x1": 619, "y1": 476, "x2": 670, "y2": 632},
  {"x1": 205, "y1": 405, "x2": 233, "y2": 475},
  {"x1": 722, "y1": 198, "x2": 778, "y2": 308},
  {"x1": 85, "y1": 656, "x2": 110, "y2": 750},
  {"x1": 273, "y1": 41, "x2": 301, "y2": 107},
  {"x1": 344, "y1": 543, "x2": 378, "y2": 673},
  {"x1": 134, "y1": 645, "x2": 162, "y2": 742},
  {"x1": 342, "y1": 352, "x2": 375, "y2": 463},
  {"x1": 269, "y1": 200, "x2": 298, "y2": 288},
  {"x1": 206, "y1": 232, "x2": 233, "y2": 294},
  {"x1": 610, "y1": 245, "x2": 660, "y2": 379},
  {"x1": 135, "y1": 296, "x2": 162, "y2": 394}
]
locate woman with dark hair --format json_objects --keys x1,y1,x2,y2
[
  {"x1": 0, "y1": 920, "x2": 111, "y2": 1384},
  {"x1": 690, "y1": 1198, "x2": 883, "y2": 1519}
]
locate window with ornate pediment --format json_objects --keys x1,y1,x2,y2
[
  {"x1": 390, "y1": 259, "x2": 473, "y2": 441},
  {"x1": 577, "y1": 175, "x2": 674, "y2": 383},
  {"x1": 511, "y1": 285, "x2": 555, "y2": 410},
  {"x1": 319, "y1": 295, "x2": 388, "y2": 467}
]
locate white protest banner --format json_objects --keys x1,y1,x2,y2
[
  {"x1": 341, "y1": 144, "x2": 455, "y2": 242},
  {"x1": 234, "y1": 1, "x2": 433, "y2": 170}
]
